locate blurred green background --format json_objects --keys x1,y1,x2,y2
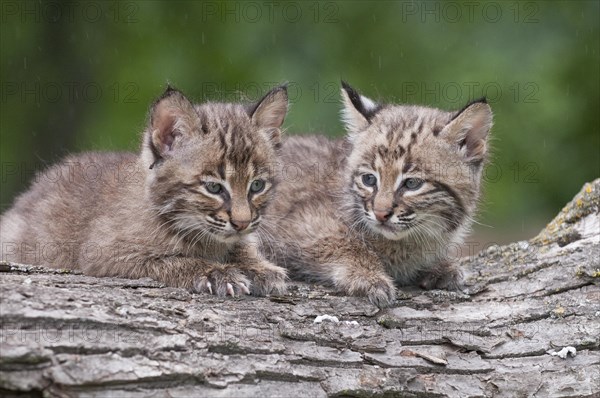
[{"x1": 1, "y1": 0, "x2": 598, "y2": 249}]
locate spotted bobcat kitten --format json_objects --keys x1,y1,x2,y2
[
  {"x1": 264, "y1": 82, "x2": 492, "y2": 307},
  {"x1": 0, "y1": 85, "x2": 289, "y2": 297}
]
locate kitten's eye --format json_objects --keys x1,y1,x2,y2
[
  {"x1": 205, "y1": 182, "x2": 223, "y2": 194},
  {"x1": 250, "y1": 179, "x2": 265, "y2": 193},
  {"x1": 404, "y1": 178, "x2": 424, "y2": 190},
  {"x1": 362, "y1": 173, "x2": 377, "y2": 187}
]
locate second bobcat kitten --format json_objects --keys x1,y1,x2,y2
[
  {"x1": 263, "y1": 82, "x2": 492, "y2": 307},
  {"x1": 0, "y1": 85, "x2": 289, "y2": 297}
]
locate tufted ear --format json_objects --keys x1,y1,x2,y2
[
  {"x1": 143, "y1": 86, "x2": 200, "y2": 168},
  {"x1": 247, "y1": 84, "x2": 288, "y2": 147},
  {"x1": 440, "y1": 98, "x2": 493, "y2": 163},
  {"x1": 340, "y1": 81, "x2": 382, "y2": 139}
]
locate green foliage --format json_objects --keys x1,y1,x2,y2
[{"x1": 1, "y1": 0, "x2": 598, "y2": 244}]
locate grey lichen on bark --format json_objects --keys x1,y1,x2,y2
[{"x1": 534, "y1": 179, "x2": 599, "y2": 248}]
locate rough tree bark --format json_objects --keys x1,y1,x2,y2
[{"x1": 1, "y1": 180, "x2": 599, "y2": 398}]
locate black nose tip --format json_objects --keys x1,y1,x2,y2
[
  {"x1": 231, "y1": 219, "x2": 251, "y2": 231},
  {"x1": 374, "y1": 209, "x2": 393, "y2": 223}
]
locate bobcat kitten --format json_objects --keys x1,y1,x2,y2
[
  {"x1": 0, "y1": 85, "x2": 289, "y2": 297},
  {"x1": 263, "y1": 82, "x2": 492, "y2": 307}
]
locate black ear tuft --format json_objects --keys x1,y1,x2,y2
[
  {"x1": 440, "y1": 98, "x2": 493, "y2": 161},
  {"x1": 341, "y1": 80, "x2": 381, "y2": 121},
  {"x1": 340, "y1": 81, "x2": 382, "y2": 137},
  {"x1": 160, "y1": 84, "x2": 179, "y2": 98},
  {"x1": 247, "y1": 83, "x2": 288, "y2": 120},
  {"x1": 451, "y1": 97, "x2": 487, "y2": 121}
]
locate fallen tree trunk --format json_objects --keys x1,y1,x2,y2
[{"x1": 1, "y1": 180, "x2": 599, "y2": 397}]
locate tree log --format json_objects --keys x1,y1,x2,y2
[{"x1": 1, "y1": 180, "x2": 599, "y2": 397}]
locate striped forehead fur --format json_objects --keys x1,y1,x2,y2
[
  {"x1": 347, "y1": 105, "x2": 453, "y2": 176},
  {"x1": 193, "y1": 102, "x2": 273, "y2": 178}
]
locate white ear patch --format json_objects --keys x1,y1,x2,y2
[
  {"x1": 340, "y1": 105, "x2": 366, "y2": 138},
  {"x1": 340, "y1": 85, "x2": 380, "y2": 140},
  {"x1": 360, "y1": 95, "x2": 378, "y2": 113}
]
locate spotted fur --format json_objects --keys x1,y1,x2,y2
[
  {"x1": 263, "y1": 82, "x2": 492, "y2": 307},
  {"x1": 0, "y1": 85, "x2": 290, "y2": 297}
]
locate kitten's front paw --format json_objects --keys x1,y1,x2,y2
[
  {"x1": 333, "y1": 269, "x2": 396, "y2": 308},
  {"x1": 194, "y1": 267, "x2": 252, "y2": 297},
  {"x1": 365, "y1": 279, "x2": 397, "y2": 308},
  {"x1": 419, "y1": 262, "x2": 464, "y2": 291},
  {"x1": 244, "y1": 261, "x2": 288, "y2": 296}
]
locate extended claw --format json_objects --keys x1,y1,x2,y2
[
  {"x1": 206, "y1": 281, "x2": 213, "y2": 295},
  {"x1": 226, "y1": 282, "x2": 235, "y2": 297},
  {"x1": 240, "y1": 283, "x2": 251, "y2": 295}
]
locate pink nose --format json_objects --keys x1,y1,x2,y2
[
  {"x1": 374, "y1": 209, "x2": 393, "y2": 223},
  {"x1": 231, "y1": 219, "x2": 251, "y2": 231}
]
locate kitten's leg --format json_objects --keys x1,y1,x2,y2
[
  {"x1": 87, "y1": 256, "x2": 252, "y2": 297},
  {"x1": 191, "y1": 263, "x2": 253, "y2": 297},
  {"x1": 419, "y1": 260, "x2": 464, "y2": 291},
  {"x1": 303, "y1": 239, "x2": 397, "y2": 308},
  {"x1": 327, "y1": 260, "x2": 397, "y2": 308},
  {"x1": 147, "y1": 257, "x2": 254, "y2": 297},
  {"x1": 231, "y1": 243, "x2": 288, "y2": 296}
]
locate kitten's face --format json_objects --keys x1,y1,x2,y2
[
  {"x1": 143, "y1": 87, "x2": 287, "y2": 244},
  {"x1": 341, "y1": 83, "x2": 492, "y2": 241}
]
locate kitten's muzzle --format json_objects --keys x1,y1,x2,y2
[
  {"x1": 230, "y1": 219, "x2": 251, "y2": 232},
  {"x1": 374, "y1": 208, "x2": 393, "y2": 223}
]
